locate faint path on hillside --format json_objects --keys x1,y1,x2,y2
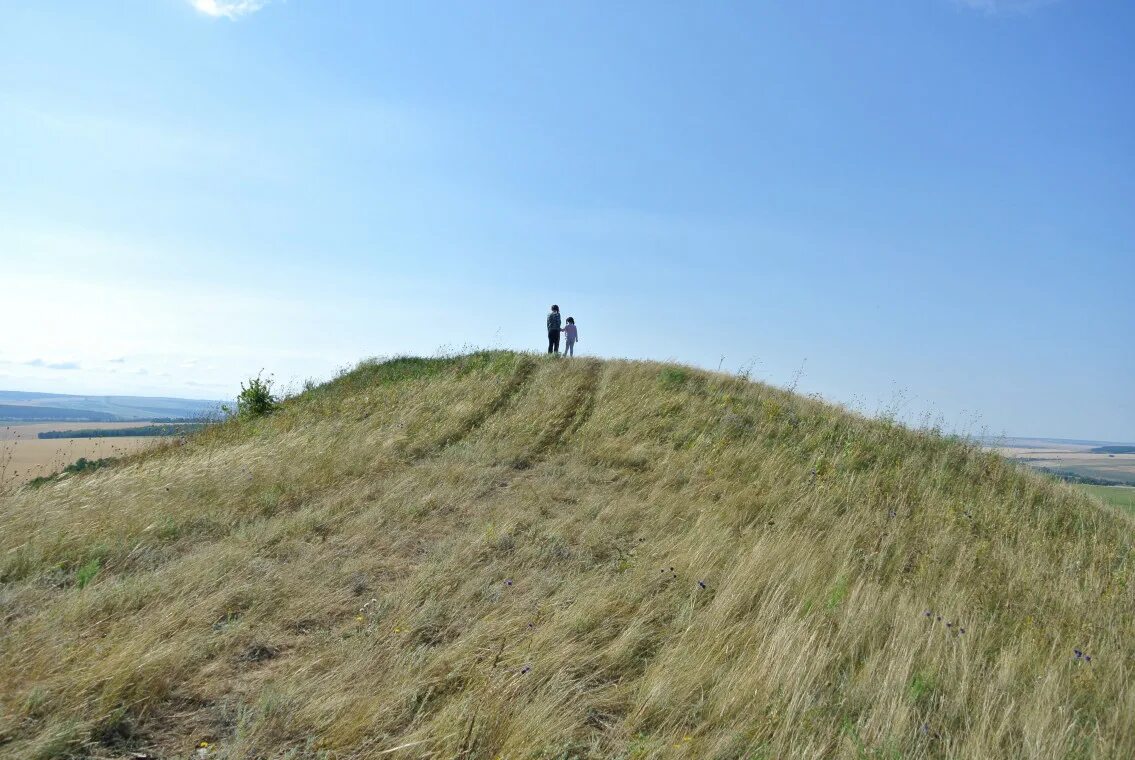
[
  {"x1": 408, "y1": 356, "x2": 539, "y2": 460},
  {"x1": 510, "y1": 359, "x2": 602, "y2": 471}
]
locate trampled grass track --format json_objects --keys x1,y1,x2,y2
[
  {"x1": 407, "y1": 356, "x2": 540, "y2": 460},
  {"x1": 507, "y1": 359, "x2": 603, "y2": 471}
]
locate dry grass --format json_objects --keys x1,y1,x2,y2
[{"x1": 1, "y1": 351, "x2": 1133, "y2": 759}]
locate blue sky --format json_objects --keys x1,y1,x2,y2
[{"x1": 1, "y1": 0, "x2": 1131, "y2": 440}]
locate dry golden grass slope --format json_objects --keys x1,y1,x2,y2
[{"x1": 2, "y1": 352, "x2": 1133, "y2": 760}]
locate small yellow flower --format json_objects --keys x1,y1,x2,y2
[
  {"x1": 199, "y1": 741, "x2": 210, "y2": 748},
  {"x1": 355, "y1": 615, "x2": 364, "y2": 621}
]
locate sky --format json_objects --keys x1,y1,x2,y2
[{"x1": 1, "y1": 0, "x2": 1132, "y2": 440}]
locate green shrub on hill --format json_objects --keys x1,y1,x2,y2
[
  {"x1": 234, "y1": 373, "x2": 278, "y2": 419},
  {"x1": 28, "y1": 456, "x2": 118, "y2": 489}
]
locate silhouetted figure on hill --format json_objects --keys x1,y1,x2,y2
[{"x1": 547, "y1": 305, "x2": 561, "y2": 354}]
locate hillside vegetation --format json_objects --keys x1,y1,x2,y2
[{"x1": 1, "y1": 352, "x2": 1133, "y2": 759}]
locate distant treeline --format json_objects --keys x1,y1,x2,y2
[
  {"x1": 37, "y1": 424, "x2": 206, "y2": 439},
  {"x1": 1041, "y1": 468, "x2": 1135, "y2": 488},
  {"x1": 1090, "y1": 446, "x2": 1135, "y2": 455}
]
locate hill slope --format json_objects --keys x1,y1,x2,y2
[{"x1": 1, "y1": 352, "x2": 1133, "y2": 759}]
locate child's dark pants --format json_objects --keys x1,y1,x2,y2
[{"x1": 548, "y1": 330, "x2": 560, "y2": 354}]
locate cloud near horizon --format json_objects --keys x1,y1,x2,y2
[
  {"x1": 189, "y1": 0, "x2": 270, "y2": 20},
  {"x1": 24, "y1": 359, "x2": 82, "y2": 371}
]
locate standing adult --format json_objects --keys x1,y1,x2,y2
[{"x1": 547, "y1": 305, "x2": 562, "y2": 354}]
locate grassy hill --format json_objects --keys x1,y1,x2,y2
[{"x1": 1, "y1": 352, "x2": 1133, "y2": 759}]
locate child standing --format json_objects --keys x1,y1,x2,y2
[{"x1": 563, "y1": 317, "x2": 579, "y2": 356}]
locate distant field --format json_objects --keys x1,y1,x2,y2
[
  {"x1": 0, "y1": 422, "x2": 168, "y2": 488},
  {"x1": 1078, "y1": 485, "x2": 1135, "y2": 514},
  {"x1": 991, "y1": 442, "x2": 1135, "y2": 485}
]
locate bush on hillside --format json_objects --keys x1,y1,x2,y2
[
  {"x1": 28, "y1": 456, "x2": 118, "y2": 489},
  {"x1": 234, "y1": 373, "x2": 278, "y2": 419}
]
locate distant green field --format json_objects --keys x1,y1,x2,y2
[{"x1": 1079, "y1": 484, "x2": 1135, "y2": 514}]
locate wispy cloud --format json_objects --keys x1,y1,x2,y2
[
  {"x1": 954, "y1": 0, "x2": 1060, "y2": 14},
  {"x1": 25, "y1": 359, "x2": 81, "y2": 371},
  {"x1": 189, "y1": 0, "x2": 270, "y2": 20}
]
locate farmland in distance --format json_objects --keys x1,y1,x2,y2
[{"x1": 0, "y1": 423, "x2": 171, "y2": 488}]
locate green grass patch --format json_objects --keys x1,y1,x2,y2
[
  {"x1": 1078, "y1": 485, "x2": 1135, "y2": 514},
  {"x1": 825, "y1": 574, "x2": 850, "y2": 611},
  {"x1": 659, "y1": 367, "x2": 689, "y2": 389},
  {"x1": 321, "y1": 351, "x2": 515, "y2": 397},
  {"x1": 908, "y1": 669, "x2": 937, "y2": 705},
  {"x1": 75, "y1": 558, "x2": 100, "y2": 589}
]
